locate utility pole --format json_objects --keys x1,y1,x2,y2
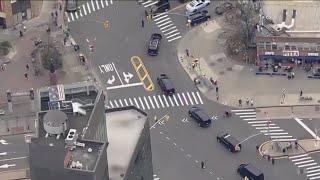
[
  {"x1": 265, "y1": 112, "x2": 271, "y2": 140},
  {"x1": 86, "y1": 37, "x2": 96, "y2": 78}
]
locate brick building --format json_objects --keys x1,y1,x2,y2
[{"x1": 0, "y1": 0, "x2": 43, "y2": 28}]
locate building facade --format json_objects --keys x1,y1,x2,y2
[
  {"x1": 0, "y1": 0, "x2": 43, "y2": 28},
  {"x1": 256, "y1": 36, "x2": 320, "y2": 66}
]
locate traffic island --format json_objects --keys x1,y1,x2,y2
[{"x1": 259, "y1": 139, "x2": 320, "y2": 159}]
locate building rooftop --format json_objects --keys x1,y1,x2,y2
[
  {"x1": 261, "y1": 1, "x2": 320, "y2": 38},
  {"x1": 106, "y1": 107, "x2": 147, "y2": 180}
]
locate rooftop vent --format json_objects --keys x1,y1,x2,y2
[{"x1": 65, "y1": 129, "x2": 78, "y2": 147}]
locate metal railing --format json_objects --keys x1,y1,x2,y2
[{"x1": 71, "y1": 98, "x2": 92, "y2": 106}]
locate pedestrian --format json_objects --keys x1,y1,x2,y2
[
  {"x1": 216, "y1": 93, "x2": 219, "y2": 101},
  {"x1": 239, "y1": 99, "x2": 242, "y2": 107},
  {"x1": 250, "y1": 99, "x2": 254, "y2": 106},
  {"x1": 23, "y1": 25, "x2": 27, "y2": 31},
  {"x1": 55, "y1": 11, "x2": 58, "y2": 17},
  {"x1": 54, "y1": 17, "x2": 58, "y2": 26},
  {"x1": 35, "y1": 68, "x2": 39, "y2": 76},
  {"x1": 59, "y1": 3, "x2": 62, "y2": 12},
  {"x1": 271, "y1": 158, "x2": 275, "y2": 165},
  {"x1": 192, "y1": 62, "x2": 196, "y2": 69},
  {"x1": 300, "y1": 90, "x2": 303, "y2": 97},
  {"x1": 24, "y1": 73, "x2": 29, "y2": 80},
  {"x1": 63, "y1": 37, "x2": 67, "y2": 45},
  {"x1": 51, "y1": 12, "x2": 54, "y2": 19},
  {"x1": 200, "y1": 161, "x2": 205, "y2": 169},
  {"x1": 256, "y1": 145, "x2": 259, "y2": 151},
  {"x1": 141, "y1": 19, "x2": 144, "y2": 27},
  {"x1": 282, "y1": 148, "x2": 286, "y2": 154},
  {"x1": 0, "y1": 64, "x2": 2, "y2": 71},
  {"x1": 186, "y1": 49, "x2": 189, "y2": 57},
  {"x1": 246, "y1": 98, "x2": 249, "y2": 105},
  {"x1": 26, "y1": 64, "x2": 29, "y2": 70},
  {"x1": 216, "y1": 86, "x2": 219, "y2": 93},
  {"x1": 267, "y1": 155, "x2": 271, "y2": 161},
  {"x1": 19, "y1": 30, "x2": 23, "y2": 37}
]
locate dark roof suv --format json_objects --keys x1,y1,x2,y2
[
  {"x1": 157, "y1": 74, "x2": 175, "y2": 96},
  {"x1": 217, "y1": 132, "x2": 241, "y2": 152},
  {"x1": 237, "y1": 164, "x2": 264, "y2": 180},
  {"x1": 148, "y1": 33, "x2": 162, "y2": 56},
  {"x1": 189, "y1": 13, "x2": 211, "y2": 26},
  {"x1": 188, "y1": 106, "x2": 212, "y2": 127},
  {"x1": 146, "y1": 2, "x2": 170, "y2": 16}
]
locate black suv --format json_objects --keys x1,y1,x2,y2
[
  {"x1": 217, "y1": 132, "x2": 241, "y2": 152},
  {"x1": 146, "y1": 1, "x2": 170, "y2": 16},
  {"x1": 189, "y1": 13, "x2": 211, "y2": 26},
  {"x1": 188, "y1": 107, "x2": 212, "y2": 127},
  {"x1": 157, "y1": 74, "x2": 175, "y2": 96},
  {"x1": 148, "y1": 33, "x2": 162, "y2": 56}
]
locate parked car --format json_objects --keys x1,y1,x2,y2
[
  {"x1": 157, "y1": 74, "x2": 175, "y2": 96},
  {"x1": 186, "y1": 0, "x2": 210, "y2": 13},
  {"x1": 215, "y1": 2, "x2": 233, "y2": 15},
  {"x1": 217, "y1": 132, "x2": 241, "y2": 152},
  {"x1": 237, "y1": 164, "x2": 264, "y2": 180},
  {"x1": 186, "y1": 10, "x2": 208, "y2": 19},
  {"x1": 188, "y1": 106, "x2": 212, "y2": 127},
  {"x1": 189, "y1": 12, "x2": 211, "y2": 26},
  {"x1": 145, "y1": 2, "x2": 170, "y2": 16},
  {"x1": 66, "y1": 0, "x2": 78, "y2": 12},
  {"x1": 148, "y1": 33, "x2": 162, "y2": 56}
]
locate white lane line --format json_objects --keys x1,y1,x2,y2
[
  {"x1": 191, "y1": 92, "x2": 198, "y2": 104},
  {"x1": 307, "y1": 166, "x2": 320, "y2": 170},
  {"x1": 153, "y1": 12, "x2": 166, "y2": 18},
  {"x1": 173, "y1": 94, "x2": 179, "y2": 106},
  {"x1": 255, "y1": 126, "x2": 280, "y2": 130},
  {"x1": 65, "y1": 12, "x2": 70, "y2": 22},
  {"x1": 298, "y1": 163, "x2": 317, "y2": 168},
  {"x1": 142, "y1": 0, "x2": 152, "y2": 5},
  {"x1": 143, "y1": 96, "x2": 151, "y2": 110},
  {"x1": 87, "y1": 3, "x2": 91, "y2": 13},
  {"x1": 79, "y1": 9, "x2": 83, "y2": 17},
  {"x1": 101, "y1": 0, "x2": 104, "y2": 8},
  {"x1": 240, "y1": 115, "x2": 257, "y2": 118},
  {"x1": 166, "y1": 32, "x2": 180, "y2": 39},
  {"x1": 292, "y1": 157, "x2": 311, "y2": 162},
  {"x1": 148, "y1": 96, "x2": 155, "y2": 109},
  {"x1": 260, "y1": 129, "x2": 284, "y2": 133},
  {"x1": 235, "y1": 112, "x2": 256, "y2": 115},
  {"x1": 295, "y1": 160, "x2": 315, "y2": 165},
  {"x1": 70, "y1": 13, "x2": 75, "y2": 21},
  {"x1": 164, "y1": 29, "x2": 178, "y2": 36},
  {"x1": 308, "y1": 173, "x2": 320, "y2": 177},
  {"x1": 105, "y1": 0, "x2": 109, "y2": 6},
  {"x1": 158, "y1": 95, "x2": 165, "y2": 108},
  {"x1": 156, "y1": 18, "x2": 171, "y2": 24},
  {"x1": 124, "y1": 99, "x2": 128, "y2": 106},
  {"x1": 289, "y1": 154, "x2": 308, "y2": 159},
  {"x1": 168, "y1": 96, "x2": 175, "y2": 107},
  {"x1": 264, "y1": 132, "x2": 288, "y2": 135},
  {"x1": 271, "y1": 135, "x2": 293, "y2": 139},
  {"x1": 154, "y1": 15, "x2": 169, "y2": 21},
  {"x1": 134, "y1": 98, "x2": 140, "y2": 109},
  {"x1": 119, "y1": 99, "x2": 123, "y2": 107},
  {"x1": 109, "y1": 101, "x2": 114, "y2": 108},
  {"x1": 129, "y1": 98, "x2": 133, "y2": 105},
  {"x1": 158, "y1": 21, "x2": 172, "y2": 27},
  {"x1": 187, "y1": 92, "x2": 194, "y2": 105},
  {"x1": 182, "y1": 93, "x2": 189, "y2": 106},
  {"x1": 96, "y1": 0, "x2": 100, "y2": 10},
  {"x1": 113, "y1": 100, "x2": 119, "y2": 108},
  {"x1": 110, "y1": 0, "x2": 113, "y2": 4},
  {"x1": 91, "y1": 0, "x2": 96, "y2": 11},
  {"x1": 144, "y1": 1, "x2": 157, "y2": 7},
  {"x1": 163, "y1": 95, "x2": 169, "y2": 107},
  {"x1": 247, "y1": 121, "x2": 269, "y2": 124},
  {"x1": 138, "y1": 97, "x2": 145, "y2": 110},
  {"x1": 243, "y1": 118, "x2": 257, "y2": 121},
  {"x1": 151, "y1": 96, "x2": 159, "y2": 108},
  {"x1": 310, "y1": 176, "x2": 320, "y2": 180},
  {"x1": 272, "y1": 139, "x2": 297, "y2": 142},
  {"x1": 168, "y1": 36, "x2": 182, "y2": 42},
  {"x1": 160, "y1": 23, "x2": 174, "y2": 30},
  {"x1": 177, "y1": 93, "x2": 184, "y2": 106},
  {"x1": 308, "y1": 169, "x2": 320, "y2": 173},
  {"x1": 231, "y1": 109, "x2": 255, "y2": 112},
  {"x1": 294, "y1": 117, "x2": 320, "y2": 139}
]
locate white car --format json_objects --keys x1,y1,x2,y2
[{"x1": 186, "y1": 0, "x2": 210, "y2": 13}]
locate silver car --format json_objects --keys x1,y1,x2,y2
[{"x1": 186, "y1": 0, "x2": 210, "y2": 13}]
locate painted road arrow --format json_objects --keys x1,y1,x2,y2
[
  {"x1": 0, "y1": 139, "x2": 9, "y2": 145},
  {"x1": 123, "y1": 72, "x2": 134, "y2": 84},
  {"x1": 107, "y1": 75, "x2": 115, "y2": 85}
]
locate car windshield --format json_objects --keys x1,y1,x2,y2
[{"x1": 149, "y1": 40, "x2": 158, "y2": 50}]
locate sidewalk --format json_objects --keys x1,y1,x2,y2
[{"x1": 177, "y1": 19, "x2": 320, "y2": 108}]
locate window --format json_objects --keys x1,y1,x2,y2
[
  {"x1": 277, "y1": 43, "x2": 284, "y2": 50},
  {"x1": 265, "y1": 42, "x2": 271, "y2": 49},
  {"x1": 272, "y1": 43, "x2": 277, "y2": 50},
  {"x1": 303, "y1": 43, "x2": 310, "y2": 51},
  {"x1": 311, "y1": 44, "x2": 317, "y2": 51},
  {"x1": 298, "y1": 44, "x2": 303, "y2": 50},
  {"x1": 285, "y1": 43, "x2": 290, "y2": 50},
  {"x1": 291, "y1": 45, "x2": 297, "y2": 50},
  {"x1": 258, "y1": 42, "x2": 265, "y2": 49}
]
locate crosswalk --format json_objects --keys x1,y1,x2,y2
[
  {"x1": 141, "y1": 1, "x2": 182, "y2": 43},
  {"x1": 154, "y1": 174, "x2": 160, "y2": 180},
  {"x1": 231, "y1": 109, "x2": 297, "y2": 142},
  {"x1": 289, "y1": 154, "x2": 320, "y2": 180},
  {"x1": 106, "y1": 92, "x2": 204, "y2": 110},
  {"x1": 65, "y1": 0, "x2": 114, "y2": 22}
]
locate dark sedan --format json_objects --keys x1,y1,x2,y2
[
  {"x1": 188, "y1": 106, "x2": 212, "y2": 127},
  {"x1": 148, "y1": 33, "x2": 162, "y2": 56}
]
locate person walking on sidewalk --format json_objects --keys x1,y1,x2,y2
[
  {"x1": 19, "y1": 30, "x2": 23, "y2": 37},
  {"x1": 216, "y1": 86, "x2": 219, "y2": 93},
  {"x1": 239, "y1": 99, "x2": 242, "y2": 107},
  {"x1": 300, "y1": 90, "x2": 303, "y2": 97},
  {"x1": 246, "y1": 98, "x2": 249, "y2": 105},
  {"x1": 186, "y1": 49, "x2": 189, "y2": 57},
  {"x1": 24, "y1": 73, "x2": 29, "y2": 80},
  {"x1": 26, "y1": 64, "x2": 29, "y2": 70},
  {"x1": 55, "y1": 11, "x2": 58, "y2": 17},
  {"x1": 51, "y1": 12, "x2": 54, "y2": 19},
  {"x1": 250, "y1": 99, "x2": 254, "y2": 106},
  {"x1": 200, "y1": 161, "x2": 205, "y2": 169}
]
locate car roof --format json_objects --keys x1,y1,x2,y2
[
  {"x1": 220, "y1": 133, "x2": 240, "y2": 146},
  {"x1": 244, "y1": 164, "x2": 263, "y2": 176},
  {"x1": 194, "y1": 109, "x2": 210, "y2": 121},
  {"x1": 191, "y1": 13, "x2": 205, "y2": 20},
  {"x1": 149, "y1": 39, "x2": 159, "y2": 48}
]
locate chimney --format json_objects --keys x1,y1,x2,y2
[
  {"x1": 7, "y1": 90, "x2": 12, "y2": 113},
  {"x1": 29, "y1": 88, "x2": 35, "y2": 111}
]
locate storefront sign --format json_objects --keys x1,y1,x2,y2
[
  {"x1": 265, "y1": 52, "x2": 274, "y2": 55},
  {"x1": 308, "y1": 53, "x2": 319, "y2": 56},
  {"x1": 283, "y1": 51, "x2": 299, "y2": 57}
]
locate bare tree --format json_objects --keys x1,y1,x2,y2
[{"x1": 223, "y1": 1, "x2": 259, "y2": 62}]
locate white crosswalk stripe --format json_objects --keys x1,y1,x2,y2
[
  {"x1": 154, "y1": 15, "x2": 168, "y2": 21},
  {"x1": 66, "y1": 0, "x2": 113, "y2": 22},
  {"x1": 143, "y1": 0, "x2": 158, "y2": 7},
  {"x1": 156, "y1": 18, "x2": 170, "y2": 24},
  {"x1": 160, "y1": 23, "x2": 173, "y2": 30},
  {"x1": 107, "y1": 92, "x2": 203, "y2": 110},
  {"x1": 153, "y1": 174, "x2": 160, "y2": 180},
  {"x1": 168, "y1": 36, "x2": 182, "y2": 42},
  {"x1": 164, "y1": 29, "x2": 178, "y2": 36},
  {"x1": 288, "y1": 153, "x2": 320, "y2": 179}
]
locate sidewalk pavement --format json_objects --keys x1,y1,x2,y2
[
  {"x1": 259, "y1": 139, "x2": 320, "y2": 159},
  {"x1": 177, "y1": 19, "x2": 320, "y2": 108},
  {"x1": 0, "y1": 0, "x2": 89, "y2": 102}
]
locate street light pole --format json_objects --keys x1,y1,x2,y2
[{"x1": 86, "y1": 38, "x2": 96, "y2": 79}]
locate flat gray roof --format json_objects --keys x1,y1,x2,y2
[{"x1": 106, "y1": 108, "x2": 147, "y2": 180}]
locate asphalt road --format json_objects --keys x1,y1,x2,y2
[{"x1": 67, "y1": 1, "x2": 310, "y2": 180}]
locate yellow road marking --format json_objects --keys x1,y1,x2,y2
[{"x1": 131, "y1": 56, "x2": 154, "y2": 91}]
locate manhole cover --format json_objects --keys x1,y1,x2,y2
[
  {"x1": 219, "y1": 71, "x2": 225, "y2": 75},
  {"x1": 217, "y1": 58, "x2": 223, "y2": 62},
  {"x1": 209, "y1": 62, "x2": 215, "y2": 66},
  {"x1": 226, "y1": 67, "x2": 232, "y2": 71}
]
